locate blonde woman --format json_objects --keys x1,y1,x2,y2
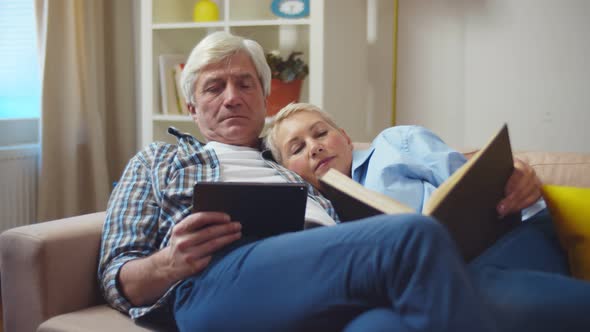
[{"x1": 265, "y1": 102, "x2": 590, "y2": 332}]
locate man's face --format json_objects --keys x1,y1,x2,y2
[
  {"x1": 274, "y1": 111, "x2": 353, "y2": 190},
  {"x1": 190, "y1": 51, "x2": 266, "y2": 147}
]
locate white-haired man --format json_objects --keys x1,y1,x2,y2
[{"x1": 98, "y1": 31, "x2": 497, "y2": 332}]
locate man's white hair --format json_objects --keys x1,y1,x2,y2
[
  {"x1": 180, "y1": 31, "x2": 271, "y2": 106},
  {"x1": 264, "y1": 102, "x2": 340, "y2": 163}
]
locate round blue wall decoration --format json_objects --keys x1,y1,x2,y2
[{"x1": 271, "y1": 0, "x2": 309, "y2": 19}]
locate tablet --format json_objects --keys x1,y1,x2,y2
[{"x1": 193, "y1": 182, "x2": 308, "y2": 238}]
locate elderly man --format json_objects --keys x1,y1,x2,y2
[{"x1": 98, "y1": 31, "x2": 496, "y2": 332}]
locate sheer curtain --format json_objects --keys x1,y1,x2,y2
[{"x1": 34, "y1": 0, "x2": 136, "y2": 221}]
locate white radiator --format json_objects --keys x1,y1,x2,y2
[{"x1": 0, "y1": 145, "x2": 39, "y2": 233}]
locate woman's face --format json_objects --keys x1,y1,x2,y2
[{"x1": 274, "y1": 111, "x2": 353, "y2": 190}]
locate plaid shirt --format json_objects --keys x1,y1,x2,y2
[{"x1": 98, "y1": 127, "x2": 339, "y2": 320}]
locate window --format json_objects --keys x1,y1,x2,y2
[{"x1": 0, "y1": 0, "x2": 41, "y2": 120}]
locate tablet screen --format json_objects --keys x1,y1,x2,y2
[{"x1": 193, "y1": 182, "x2": 308, "y2": 238}]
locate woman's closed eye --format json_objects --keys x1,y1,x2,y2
[
  {"x1": 290, "y1": 142, "x2": 304, "y2": 155},
  {"x1": 314, "y1": 130, "x2": 328, "y2": 138}
]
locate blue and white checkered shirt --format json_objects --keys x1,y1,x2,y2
[{"x1": 98, "y1": 127, "x2": 339, "y2": 320}]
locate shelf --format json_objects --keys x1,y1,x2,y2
[
  {"x1": 153, "y1": 114, "x2": 193, "y2": 122},
  {"x1": 229, "y1": 19, "x2": 310, "y2": 27},
  {"x1": 152, "y1": 19, "x2": 310, "y2": 30},
  {"x1": 152, "y1": 21, "x2": 226, "y2": 30}
]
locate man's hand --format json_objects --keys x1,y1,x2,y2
[
  {"x1": 497, "y1": 158, "x2": 542, "y2": 218},
  {"x1": 163, "y1": 212, "x2": 242, "y2": 282},
  {"x1": 119, "y1": 212, "x2": 241, "y2": 306}
]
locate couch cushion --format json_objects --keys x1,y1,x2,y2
[
  {"x1": 38, "y1": 305, "x2": 152, "y2": 332},
  {"x1": 37, "y1": 305, "x2": 153, "y2": 332}
]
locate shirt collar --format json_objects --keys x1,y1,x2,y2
[
  {"x1": 351, "y1": 145, "x2": 375, "y2": 181},
  {"x1": 167, "y1": 126, "x2": 265, "y2": 156}
]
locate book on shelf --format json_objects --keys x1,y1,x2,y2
[
  {"x1": 158, "y1": 54, "x2": 186, "y2": 115},
  {"x1": 193, "y1": 182, "x2": 308, "y2": 238},
  {"x1": 319, "y1": 124, "x2": 520, "y2": 261},
  {"x1": 174, "y1": 63, "x2": 190, "y2": 115}
]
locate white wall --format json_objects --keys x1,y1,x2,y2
[
  {"x1": 314, "y1": 0, "x2": 394, "y2": 142},
  {"x1": 397, "y1": 0, "x2": 590, "y2": 152}
]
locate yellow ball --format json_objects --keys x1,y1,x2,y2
[{"x1": 193, "y1": 0, "x2": 219, "y2": 22}]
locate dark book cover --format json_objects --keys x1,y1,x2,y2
[
  {"x1": 321, "y1": 184, "x2": 383, "y2": 222},
  {"x1": 426, "y1": 125, "x2": 520, "y2": 261}
]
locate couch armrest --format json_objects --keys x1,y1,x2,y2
[{"x1": 0, "y1": 212, "x2": 106, "y2": 332}]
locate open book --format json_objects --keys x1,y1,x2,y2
[{"x1": 320, "y1": 124, "x2": 520, "y2": 261}]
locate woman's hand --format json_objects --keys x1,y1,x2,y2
[{"x1": 497, "y1": 158, "x2": 542, "y2": 218}]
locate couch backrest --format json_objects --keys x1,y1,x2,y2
[
  {"x1": 515, "y1": 151, "x2": 590, "y2": 187},
  {"x1": 354, "y1": 143, "x2": 590, "y2": 188}
]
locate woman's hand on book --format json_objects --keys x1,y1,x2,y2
[{"x1": 497, "y1": 158, "x2": 542, "y2": 218}]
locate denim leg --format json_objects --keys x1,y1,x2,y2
[
  {"x1": 470, "y1": 209, "x2": 590, "y2": 332},
  {"x1": 342, "y1": 308, "x2": 404, "y2": 332},
  {"x1": 470, "y1": 209, "x2": 568, "y2": 273},
  {"x1": 174, "y1": 214, "x2": 496, "y2": 332},
  {"x1": 472, "y1": 267, "x2": 590, "y2": 332}
]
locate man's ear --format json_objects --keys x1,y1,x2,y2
[{"x1": 187, "y1": 103, "x2": 198, "y2": 120}]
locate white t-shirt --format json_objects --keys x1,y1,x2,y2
[{"x1": 206, "y1": 141, "x2": 335, "y2": 227}]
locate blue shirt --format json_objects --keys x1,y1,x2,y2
[
  {"x1": 98, "y1": 127, "x2": 338, "y2": 320},
  {"x1": 352, "y1": 126, "x2": 545, "y2": 217}
]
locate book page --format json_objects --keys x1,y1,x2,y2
[
  {"x1": 423, "y1": 149, "x2": 481, "y2": 215},
  {"x1": 320, "y1": 169, "x2": 414, "y2": 217},
  {"x1": 423, "y1": 125, "x2": 509, "y2": 216}
]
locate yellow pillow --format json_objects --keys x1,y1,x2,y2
[{"x1": 542, "y1": 184, "x2": 590, "y2": 280}]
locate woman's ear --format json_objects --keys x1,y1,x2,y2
[{"x1": 339, "y1": 128, "x2": 353, "y2": 150}]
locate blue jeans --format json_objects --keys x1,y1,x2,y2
[
  {"x1": 174, "y1": 214, "x2": 496, "y2": 332},
  {"x1": 470, "y1": 209, "x2": 590, "y2": 332}
]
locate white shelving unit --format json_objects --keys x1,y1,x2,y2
[
  {"x1": 136, "y1": 0, "x2": 322, "y2": 147},
  {"x1": 136, "y1": 0, "x2": 370, "y2": 147}
]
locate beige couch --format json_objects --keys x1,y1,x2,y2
[{"x1": 2, "y1": 150, "x2": 590, "y2": 332}]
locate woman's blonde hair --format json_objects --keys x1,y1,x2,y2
[{"x1": 264, "y1": 102, "x2": 340, "y2": 163}]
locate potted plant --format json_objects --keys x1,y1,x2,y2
[{"x1": 265, "y1": 50, "x2": 309, "y2": 116}]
